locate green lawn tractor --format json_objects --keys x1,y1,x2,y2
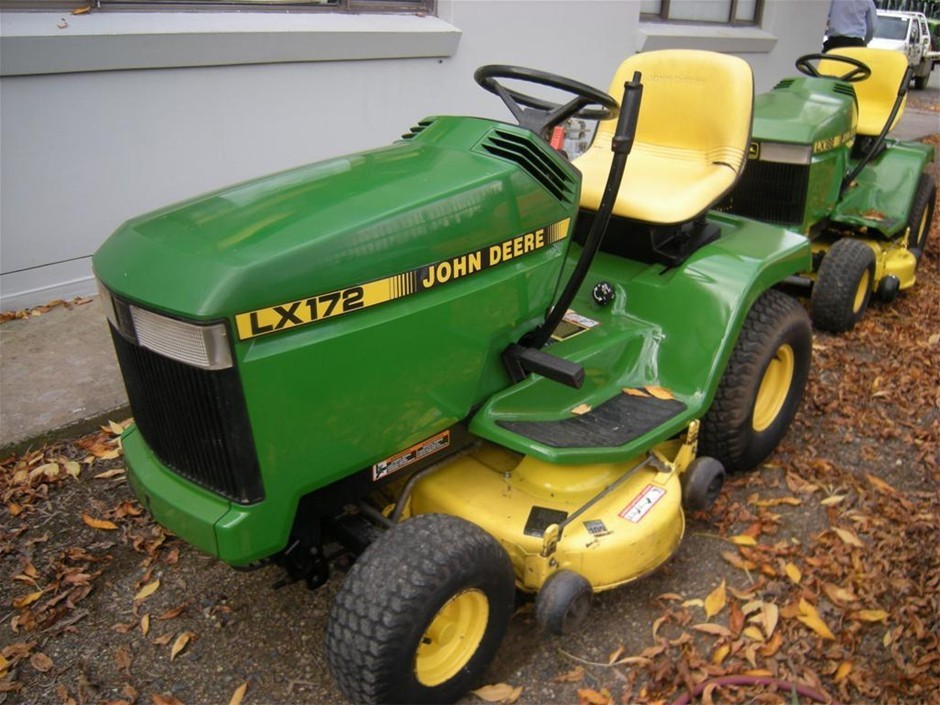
[
  {"x1": 94, "y1": 49, "x2": 813, "y2": 705},
  {"x1": 719, "y1": 47, "x2": 937, "y2": 333}
]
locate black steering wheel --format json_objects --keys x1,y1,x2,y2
[
  {"x1": 474, "y1": 65, "x2": 619, "y2": 139},
  {"x1": 795, "y1": 53, "x2": 871, "y2": 82}
]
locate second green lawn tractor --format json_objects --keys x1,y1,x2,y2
[
  {"x1": 94, "y1": 50, "x2": 813, "y2": 704},
  {"x1": 720, "y1": 47, "x2": 937, "y2": 333}
]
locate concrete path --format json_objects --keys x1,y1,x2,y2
[{"x1": 0, "y1": 300, "x2": 127, "y2": 452}]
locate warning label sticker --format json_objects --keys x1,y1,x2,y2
[
  {"x1": 372, "y1": 430, "x2": 450, "y2": 482},
  {"x1": 619, "y1": 484, "x2": 666, "y2": 524},
  {"x1": 551, "y1": 309, "x2": 601, "y2": 342}
]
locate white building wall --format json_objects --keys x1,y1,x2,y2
[{"x1": 0, "y1": 0, "x2": 829, "y2": 310}]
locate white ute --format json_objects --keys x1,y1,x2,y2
[{"x1": 870, "y1": 10, "x2": 934, "y2": 89}]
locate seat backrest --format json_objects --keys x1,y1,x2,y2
[
  {"x1": 821, "y1": 47, "x2": 909, "y2": 136},
  {"x1": 597, "y1": 50, "x2": 753, "y2": 175},
  {"x1": 575, "y1": 49, "x2": 754, "y2": 224}
]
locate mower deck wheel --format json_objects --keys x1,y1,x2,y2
[
  {"x1": 326, "y1": 514, "x2": 515, "y2": 705},
  {"x1": 700, "y1": 289, "x2": 811, "y2": 473},
  {"x1": 810, "y1": 238, "x2": 876, "y2": 333},
  {"x1": 907, "y1": 172, "x2": 937, "y2": 262},
  {"x1": 535, "y1": 569, "x2": 593, "y2": 636},
  {"x1": 681, "y1": 457, "x2": 726, "y2": 511}
]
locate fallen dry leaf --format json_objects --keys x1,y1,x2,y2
[
  {"x1": 12, "y1": 591, "x2": 43, "y2": 609},
  {"x1": 29, "y1": 652, "x2": 53, "y2": 672},
  {"x1": 577, "y1": 689, "x2": 612, "y2": 705},
  {"x1": 854, "y1": 609, "x2": 889, "y2": 622},
  {"x1": 704, "y1": 579, "x2": 727, "y2": 618},
  {"x1": 783, "y1": 562, "x2": 802, "y2": 584},
  {"x1": 729, "y1": 534, "x2": 757, "y2": 546},
  {"x1": 170, "y1": 631, "x2": 195, "y2": 661},
  {"x1": 134, "y1": 580, "x2": 160, "y2": 602},
  {"x1": 82, "y1": 514, "x2": 118, "y2": 531},
  {"x1": 228, "y1": 682, "x2": 249, "y2": 705},
  {"x1": 471, "y1": 683, "x2": 523, "y2": 703},
  {"x1": 151, "y1": 695, "x2": 184, "y2": 705},
  {"x1": 831, "y1": 526, "x2": 864, "y2": 547},
  {"x1": 553, "y1": 667, "x2": 585, "y2": 683},
  {"x1": 571, "y1": 403, "x2": 592, "y2": 415},
  {"x1": 795, "y1": 598, "x2": 836, "y2": 640}
]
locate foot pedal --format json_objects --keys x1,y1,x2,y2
[{"x1": 503, "y1": 344, "x2": 584, "y2": 388}]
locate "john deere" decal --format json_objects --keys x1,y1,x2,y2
[{"x1": 234, "y1": 219, "x2": 570, "y2": 340}]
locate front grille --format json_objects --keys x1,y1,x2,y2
[
  {"x1": 110, "y1": 326, "x2": 263, "y2": 504},
  {"x1": 719, "y1": 159, "x2": 810, "y2": 227}
]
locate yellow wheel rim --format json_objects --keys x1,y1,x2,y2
[
  {"x1": 853, "y1": 269, "x2": 870, "y2": 313},
  {"x1": 414, "y1": 588, "x2": 489, "y2": 687},
  {"x1": 753, "y1": 344, "x2": 795, "y2": 432}
]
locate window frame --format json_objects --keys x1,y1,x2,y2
[
  {"x1": 640, "y1": 0, "x2": 765, "y2": 27},
  {"x1": 0, "y1": 0, "x2": 434, "y2": 13}
]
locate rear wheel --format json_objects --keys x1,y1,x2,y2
[
  {"x1": 907, "y1": 172, "x2": 937, "y2": 261},
  {"x1": 700, "y1": 290, "x2": 811, "y2": 473},
  {"x1": 810, "y1": 238, "x2": 875, "y2": 333},
  {"x1": 326, "y1": 514, "x2": 515, "y2": 705}
]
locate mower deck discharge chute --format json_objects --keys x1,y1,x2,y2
[
  {"x1": 94, "y1": 50, "x2": 813, "y2": 704},
  {"x1": 720, "y1": 47, "x2": 937, "y2": 333}
]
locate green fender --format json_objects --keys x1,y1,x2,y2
[
  {"x1": 832, "y1": 139, "x2": 935, "y2": 237},
  {"x1": 471, "y1": 212, "x2": 811, "y2": 464}
]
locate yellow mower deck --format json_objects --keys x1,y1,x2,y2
[{"x1": 408, "y1": 431, "x2": 696, "y2": 593}]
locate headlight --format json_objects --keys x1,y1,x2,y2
[
  {"x1": 96, "y1": 278, "x2": 232, "y2": 370},
  {"x1": 130, "y1": 307, "x2": 233, "y2": 371},
  {"x1": 755, "y1": 141, "x2": 813, "y2": 165}
]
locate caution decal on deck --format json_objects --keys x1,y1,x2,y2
[
  {"x1": 619, "y1": 484, "x2": 666, "y2": 524},
  {"x1": 234, "y1": 219, "x2": 570, "y2": 340}
]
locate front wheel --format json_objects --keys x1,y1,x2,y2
[
  {"x1": 326, "y1": 514, "x2": 515, "y2": 705},
  {"x1": 810, "y1": 238, "x2": 875, "y2": 333},
  {"x1": 700, "y1": 290, "x2": 811, "y2": 473}
]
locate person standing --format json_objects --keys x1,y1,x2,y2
[{"x1": 824, "y1": 0, "x2": 878, "y2": 52}]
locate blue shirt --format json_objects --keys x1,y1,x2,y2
[{"x1": 828, "y1": 0, "x2": 878, "y2": 43}]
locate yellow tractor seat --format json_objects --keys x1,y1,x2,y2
[
  {"x1": 575, "y1": 50, "x2": 754, "y2": 225},
  {"x1": 821, "y1": 47, "x2": 909, "y2": 137}
]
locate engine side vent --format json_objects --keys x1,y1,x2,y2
[
  {"x1": 832, "y1": 82, "x2": 856, "y2": 99},
  {"x1": 772, "y1": 79, "x2": 795, "y2": 90},
  {"x1": 401, "y1": 119, "x2": 436, "y2": 140},
  {"x1": 478, "y1": 129, "x2": 576, "y2": 206}
]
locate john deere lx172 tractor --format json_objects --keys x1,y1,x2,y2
[
  {"x1": 94, "y1": 50, "x2": 813, "y2": 704},
  {"x1": 720, "y1": 47, "x2": 937, "y2": 332}
]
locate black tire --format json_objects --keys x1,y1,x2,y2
[
  {"x1": 326, "y1": 514, "x2": 515, "y2": 705},
  {"x1": 913, "y1": 73, "x2": 928, "y2": 90},
  {"x1": 907, "y1": 172, "x2": 937, "y2": 261},
  {"x1": 681, "y1": 457, "x2": 726, "y2": 511},
  {"x1": 700, "y1": 290, "x2": 811, "y2": 474},
  {"x1": 810, "y1": 238, "x2": 875, "y2": 333},
  {"x1": 534, "y1": 570, "x2": 593, "y2": 636}
]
